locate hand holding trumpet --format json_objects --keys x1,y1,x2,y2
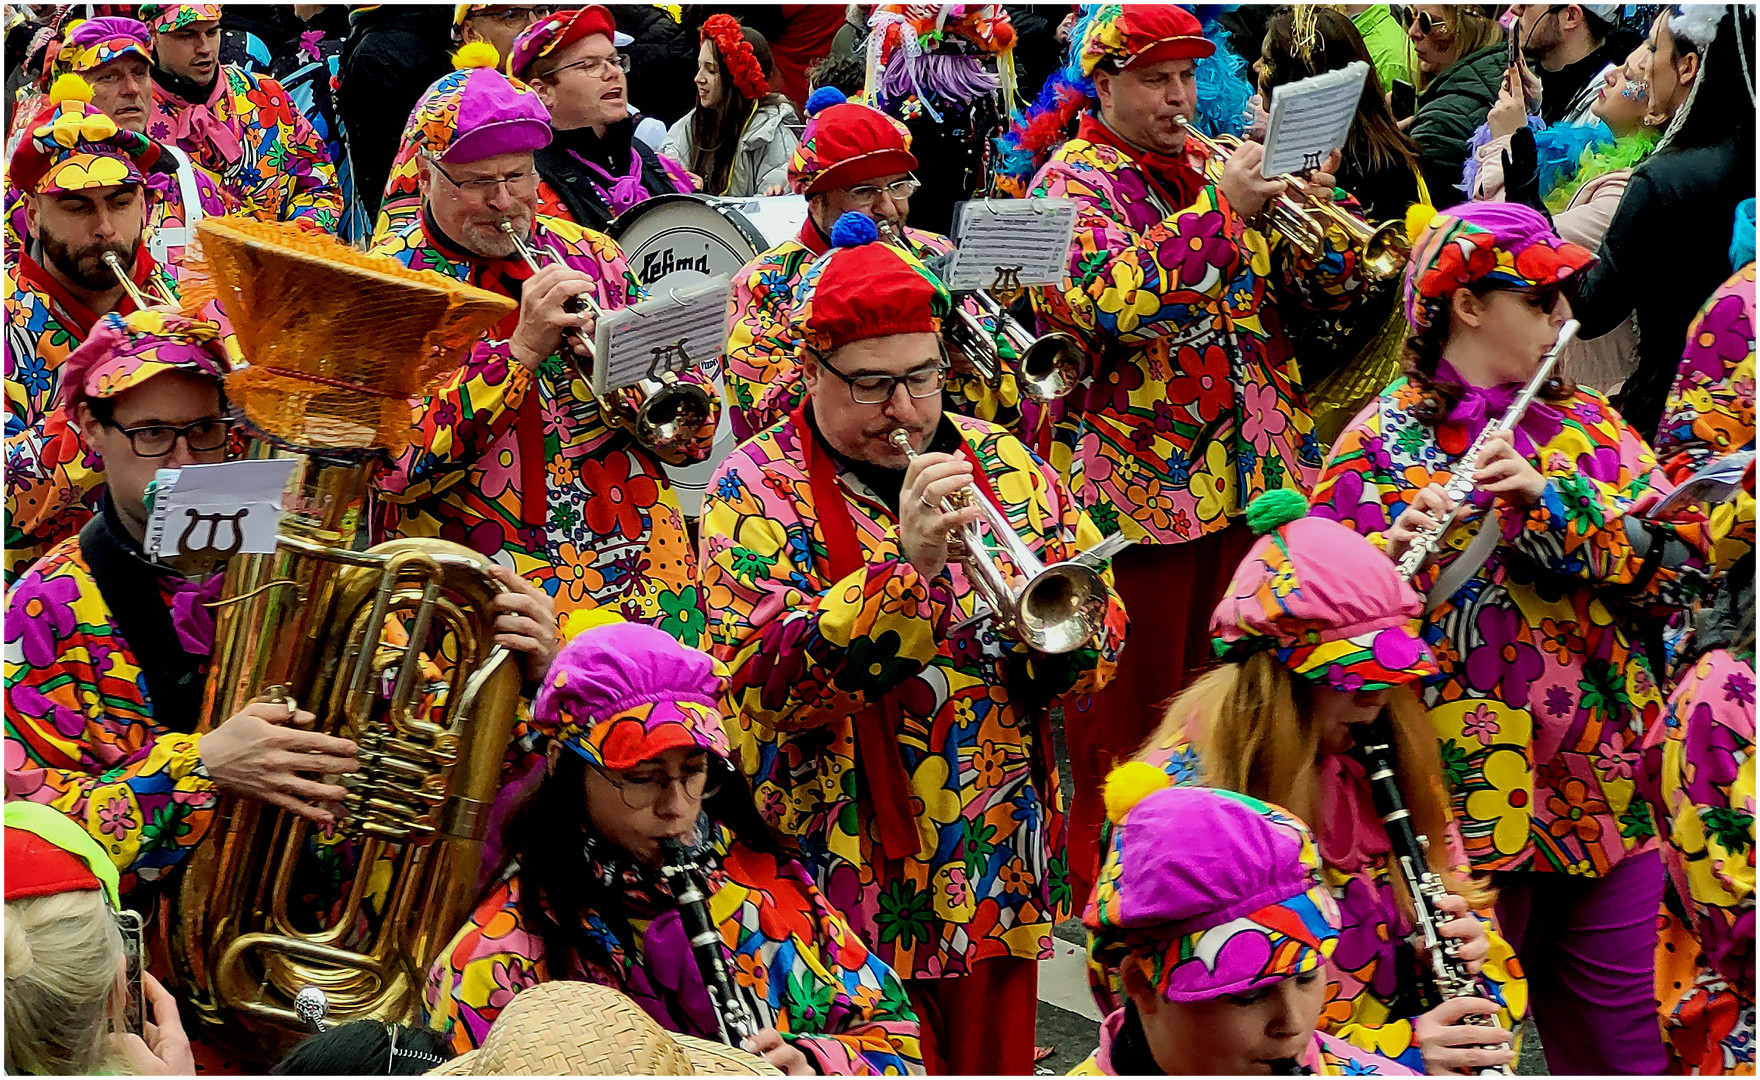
[
  {"x1": 509, "y1": 260, "x2": 599, "y2": 373},
  {"x1": 899, "y1": 444, "x2": 983, "y2": 578}
]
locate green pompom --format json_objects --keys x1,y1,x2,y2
[{"x1": 1245, "y1": 489, "x2": 1308, "y2": 535}]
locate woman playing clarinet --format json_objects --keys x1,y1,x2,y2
[
  {"x1": 1310, "y1": 201, "x2": 1712, "y2": 1075},
  {"x1": 1119, "y1": 490, "x2": 1524, "y2": 1075},
  {"x1": 422, "y1": 615, "x2": 921, "y2": 1074}
]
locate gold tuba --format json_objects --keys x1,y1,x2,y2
[{"x1": 167, "y1": 218, "x2": 524, "y2": 1064}]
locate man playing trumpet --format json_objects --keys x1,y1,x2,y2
[
  {"x1": 372, "y1": 46, "x2": 718, "y2": 642},
  {"x1": 699, "y1": 213, "x2": 1127, "y2": 1076},
  {"x1": 1024, "y1": 5, "x2": 1368, "y2": 915}
]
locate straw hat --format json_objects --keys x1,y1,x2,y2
[{"x1": 428, "y1": 982, "x2": 782, "y2": 1076}]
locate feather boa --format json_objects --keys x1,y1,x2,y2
[
  {"x1": 1459, "y1": 115, "x2": 1620, "y2": 199},
  {"x1": 1542, "y1": 127, "x2": 1659, "y2": 212}
]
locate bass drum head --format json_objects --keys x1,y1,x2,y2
[{"x1": 610, "y1": 194, "x2": 808, "y2": 517}]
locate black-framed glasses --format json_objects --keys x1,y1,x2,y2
[
  {"x1": 590, "y1": 760, "x2": 723, "y2": 810},
  {"x1": 815, "y1": 351, "x2": 949, "y2": 405},
  {"x1": 106, "y1": 416, "x2": 232, "y2": 457},
  {"x1": 426, "y1": 159, "x2": 541, "y2": 199},
  {"x1": 842, "y1": 175, "x2": 920, "y2": 208},
  {"x1": 529, "y1": 51, "x2": 632, "y2": 87}
]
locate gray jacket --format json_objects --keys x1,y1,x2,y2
[{"x1": 661, "y1": 99, "x2": 800, "y2": 197}]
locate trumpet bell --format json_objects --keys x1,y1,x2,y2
[
  {"x1": 1012, "y1": 561, "x2": 1109, "y2": 654},
  {"x1": 610, "y1": 374, "x2": 715, "y2": 466},
  {"x1": 1019, "y1": 332, "x2": 1090, "y2": 402}
]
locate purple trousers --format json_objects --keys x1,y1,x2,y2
[{"x1": 1494, "y1": 848, "x2": 1668, "y2": 1075}]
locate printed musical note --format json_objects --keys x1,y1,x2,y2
[
  {"x1": 946, "y1": 199, "x2": 1079, "y2": 293},
  {"x1": 592, "y1": 275, "x2": 732, "y2": 398}
]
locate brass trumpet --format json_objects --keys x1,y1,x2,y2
[
  {"x1": 890, "y1": 428, "x2": 1107, "y2": 653},
  {"x1": 1173, "y1": 117, "x2": 1410, "y2": 282},
  {"x1": 498, "y1": 221, "x2": 715, "y2": 465},
  {"x1": 102, "y1": 250, "x2": 176, "y2": 307}
]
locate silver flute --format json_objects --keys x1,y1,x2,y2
[{"x1": 1395, "y1": 319, "x2": 1580, "y2": 579}]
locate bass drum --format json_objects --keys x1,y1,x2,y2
[{"x1": 610, "y1": 193, "x2": 808, "y2": 516}]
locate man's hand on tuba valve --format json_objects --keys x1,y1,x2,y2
[{"x1": 197, "y1": 702, "x2": 361, "y2": 828}]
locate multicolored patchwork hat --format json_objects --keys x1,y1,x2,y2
[
  {"x1": 58, "y1": 309, "x2": 231, "y2": 418},
  {"x1": 136, "y1": 4, "x2": 222, "y2": 33},
  {"x1": 409, "y1": 42, "x2": 552, "y2": 163},
  {"x1": 506, "y1": 4, "x2": 617, "y2": 80},
  {"x1": 5, "y1": 800, "x2": 123, "y2": 909},
  {"x1": 1403, "y1": 201, "x2": 1596, "y2": 335},
  {"x1": 787, "y1": 88, "x2": 918, "y2": 195},
  {"x1": 8, "y1": 74, "x2": 160, "y2": 195},
  {"x1": 794, "y1": 212, "x2": 952, "y2": 354},
  {"x1": 1086, "y1": 765, "x2": 1340, "y2": 1005},
  {"x1": 1077, "y1": 4, "x2": 1215, "y2": 78},
  {"x1": 1210, "y1": 490, "x2": 1438, "y2": 694},
  {"x1": 532, "y1": 614, "x2": 732, "y2": 772},
  {"x1": 50, "y1": 16, "x2": 152, "y2": 80}
]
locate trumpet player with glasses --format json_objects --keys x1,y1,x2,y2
[
  {"x1": 722, "y1": 87, "x2": 1023, "y2": 444},
  {"x1": 372, "y1": 46, "x2": 719, "y2": 641},
  {"x1": 1310, "y1": 201, "x2": 1711, "y2": 1075},
  {"x1": 1023, "y1": 5, "x2": 1370, "y2": 920},
  {"x1": 699, "y1": 214, "x2": 1126, "y2": 1076}
]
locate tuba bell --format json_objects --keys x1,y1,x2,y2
[
  {"x1": 167, "y1": 218, "x2": 525, "y2": 1065},
  {"x1": 498, "y1": 221, "x2": 715, "y2": 465}
]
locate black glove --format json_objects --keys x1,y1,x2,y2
[{"x1": 1500, "y1": 125, "x2": 1551, "y2": 221}]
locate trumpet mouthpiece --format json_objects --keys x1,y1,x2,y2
[{"x1": 888, "y1": 428, "x2": 914, "y2": 452}]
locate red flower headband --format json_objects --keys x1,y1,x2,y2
[{"x1": 701, "y1": 14, "x2": 767, "y2": 102}]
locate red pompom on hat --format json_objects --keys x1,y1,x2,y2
[
  {"x1": 795, "y1": 212, "x2": 952, "y2": 355},
  {"x1": 787, "y1": 91, "x2": 918, "y2": 195}
]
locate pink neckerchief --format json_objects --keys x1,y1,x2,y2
[
  {"x1": 1316, "y1": 752, "x2": 1391, "y2": 874},
  {"x1": 157, "y1": 77, "x2": 244, "y2": 169},
  {"x1": 164, "y1": 571, "x2": 225, "y2": 654},
  {"x1": 1434, "y1": 358, "x2": 1567, "y2": 457}
]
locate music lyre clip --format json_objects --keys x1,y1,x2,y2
[{"x1": 989, "y1": 266, "x2": 1025, "y2": 308}]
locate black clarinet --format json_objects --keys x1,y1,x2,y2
[
  {"x1": 659, "y1": 837, "x2": 760, "y2": 1047},
  {"x1": 1352, "y1": 723, "x2": 1512, "y2": 1076}
]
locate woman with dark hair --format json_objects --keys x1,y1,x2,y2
[
  {"x1": 423, "y1": 618, "x2": 919, "y2": 1076},
  {"x1": 274, "y1": 1021, "x2": 453, "y2": 1076},
  {"x1": 662, "y1": 15, "x2": 800, "y2": 197},
  {"x1": 1257, "y1": 5, "x2": 1431, "y2": 450},
  {"x1": 1567, "y1": 3, "x2": 1757, "y2": 440},
  {"x1": 1311, "y1": 201, "x2": 1711, "y2": 1075}
]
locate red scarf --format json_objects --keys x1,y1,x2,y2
[
  {"x1": 789, "y1": 404, "x2": 1001, "y2": 861},
  {"x1": 1075, "y1": 112, "x2": 1207, "y2": 209}
]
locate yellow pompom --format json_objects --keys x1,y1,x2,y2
[
  {"x1": 49, "y1": 73, "x2": 94, "y2": 106},
  {"x1": 1102, "y1": 762, "x2": 1171, "y2": 825},
  {"x1": 559, "y1": 606, "x2": 625, "y2": 642},
  {"x1": 1405, "y1": 202, "x2": 1439, "y2": 244},
  {"x1": 453, "y1": 41, "x2": 501, "y2": 71}
]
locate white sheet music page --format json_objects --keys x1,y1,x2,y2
[
  {"x1": 143, "y1": 457, "x2": 300, "y2": 560},
  {"x1": 1261, "y1": 60, "x2": 1370, "y2": 177},
  {"x1": 591, "y1": 274, "x2": 733, "y2": 398},
  {"x1": 946, "y1": 198, "x2": 1078, "y2": 293}
]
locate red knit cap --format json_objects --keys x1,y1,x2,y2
[
  {"x1": 795, "y1": 213, "x2": 951, "y2": 354},
  {"x1": 787, "y1": 92, "x2": 918, "y2": 195}
]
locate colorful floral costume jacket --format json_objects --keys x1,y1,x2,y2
[
  {"x1": 699, "y1": 410, "x2": 1127, "y2": 979},
  {"x1": 424, "y1": 841, "x2": 922, "y2": 1073},
  {"x1": 1654, "y1": 263, "x2": 1757, "y2": 478},
  {"x1": 147, "y1": 64, "x2": 341, "y2": 230},
  {"x1": 1643, "y1": 646, "x2": 1757, "y2": 1075},
  {"x1": 4, "y1": 535, "x2": 218, "y2": 893},
  {"x1": 4, "y1": 252, "x2": 179, "y2": 584},
  {"x1": 1127, "y1": 733, "x2": 1527, "y2": 1070},
  {"x1": 371, "y1": 212, "x2": 717, "y2": 639},
  {"x1": 1311, "y1": 380, "x2": 1710, "y2": 876},
  {"x1": 723, "y1": 222, "x2": 1022, "y2": 443},
  {"x1": 1025, "y1": 130, "x2": 1363, "y2": 543},
  {"x1": 1069, "y1": 1010, "x2": 1417, "y2": 1076}
]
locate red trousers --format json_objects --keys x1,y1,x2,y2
[
  {"x1": 1063, "y1": 524, "x2": 1256, "y2": 917},
  {"x1": 905, "y1": 956, "x2": 1039, "y2": 1075}
]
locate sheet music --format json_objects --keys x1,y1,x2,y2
[
  {"x1": 143, "y1": 458, "x2": 299, "y2": 560},
  {"x1": 1261, "y1": 60, "x2": 1370, "y2": 177},
  {"x1": 946, "y1": 198, "x2": 1078, "y2": 293},
  {"x1": 591, "y1": 274, "x2": 732, "y2": 397}
]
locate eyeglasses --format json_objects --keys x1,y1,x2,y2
[
  {"x1": 427, "y1": 159, "x2": 540, "y2": 199},
  {"x1": 591, "y1": 761, "x2": 723, "y2": 810},
  {"x1": 105, "y1": 416, "x2": 232, "y2": 457},
  {"x1": 815, "y1": 351, "x2": 949, "y2": 405},
  {"x1": 841, "y1": 175, "x2": 920, "y2": 208},
  {"x1": 469, "y1": 6, "x2": 555, "y2": 29},
  {"x1": 529, "y1": 52, "x2": 631, "y2": 87}
]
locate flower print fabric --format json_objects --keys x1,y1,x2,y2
[
  {"x1": 1641, "y1": 648, "x2": 1755, "y2": 1075},
  {"x1": 1655, "y1": 263, "x2": 1756, "y2": 479},
  {"x1": 698, "y1": 412, "x2": 1126, "y2": 979},
  {"x1": 4, "y1": 537, "x2": 218, "y2": 893},
  {"x1": 722, "y1": 221, "x2": 1022, "y2": 443},
  {"x1": 146, "y1": 64, "x2": 341, "y2": 230},
  {"x1": 1023, "y1": 130, "x2": 1364, "y2": 545},
  {"x1": 423, "y1": 841, "x2": 922, "y2": 1073},
  {"x1": 370, "y1": 212, "x2": 716, "y2": 641},
  {"x1": 1310, "y1": 379, "x2": 1711, "y2": 876}
]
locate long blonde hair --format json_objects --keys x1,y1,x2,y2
[
  {"x1": 1148, "y1": 654, "x2": 1493, "y2": 914},
  {"x1": 4, "y1": 890, "x2": 126, "y2": 1075}
]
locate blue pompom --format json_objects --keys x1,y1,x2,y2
[
  {"x1": 829, "y1": 211, "x2": 879, "y2": 249},
  {"x1": 805, "y1": 86, "x2": 847, "y2": 117}
]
